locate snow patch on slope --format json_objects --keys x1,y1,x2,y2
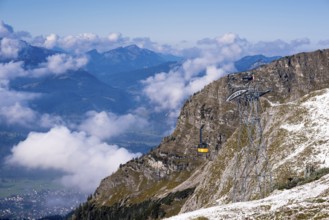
[
  {"x1": 166, "y1": 174, "x2": 329, "y2": 219},
  {"x1": 276, "y1": 89, "x2": 329, "y2": 170}
]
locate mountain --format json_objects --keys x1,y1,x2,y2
[
  {"x1": 2, "y1": 69, "x2": 134, "y2": 162},
  {"x1": 0, "y1": 43, "x2": 182, "y2": 162},
  {"x1": 234, "y1": 54, "x2": 281, "y2": 72},
  {"x1": 72, "y1": 49, "x2": 329, "y2": 219},
  {"x1": 0, "y1": 39, "x2": 60, "y2": 67},
  {"x1": 86, "y1": 45, "x2": 181, "y2": 83},
  {"x1": 10, "y1": 70, "x2": 132, "y2": 116},
  {"x1": 105, "y1": 61, "x2": 179, "y2": 90},
  {"x1": 17, "y1": 42, "x2": 61, "y2": 67}
]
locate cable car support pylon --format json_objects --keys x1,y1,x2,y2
[{"x1": 227, "y1": 73, "x2": 272, "y2": 202}]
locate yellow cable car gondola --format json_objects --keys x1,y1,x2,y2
[
  {"x1": 197, "y1": 125, "x2": 209, "y2": 154},
  {"x1": 197, "y1": 147, "x2": 209, "y2": 153}
]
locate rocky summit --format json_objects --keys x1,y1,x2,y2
[{"x1": 72, "y1": 49, "x2": 329, "y2": 219}]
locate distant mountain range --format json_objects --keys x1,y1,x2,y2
[
  {"x1": 10, "y1": 70, "x2": 132, "y2": 116},
  {"x1": 86, "y1": 45, "x2": 181, "y2": 80},
  {"x1": 0, "y1": 39, "x2": 60, "y2": 67},
  {"x1": 0, "y1": 41, "x2": 281, "y2": 155},
  {"x1": 86, "y1": 45, "x2": 182, "y2": 92},
  {"x1": 0, "y1": 43, "x2": 185, "y2": 162}
]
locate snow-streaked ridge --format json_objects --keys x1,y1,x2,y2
[
  {"x1": 275, "y1": 88, "x2": 329, "y2": 170},
  {"x1": 166, "y1": 173, "x2": 329, "y2": 220}
]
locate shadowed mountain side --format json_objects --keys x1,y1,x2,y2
[
  {"x1": 10, "y1": 70, "x2": 133, "y2": 115},
  {"x1": 86, "y1": 45, "x2": 181, "y2": 79},
  {"x1": 0, "y1": 39, "x2": 61, "y2": 67},
  {"x1": 101, "y1": 61, "x2": 179, "y2": 90}
]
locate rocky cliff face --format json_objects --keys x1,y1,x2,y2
[
  {"x1": 168, "y1": 87, "x2": 329, "y2": 219},
  {"x1": 72, "y1": 49, "x2": 329, "y2": 219}
]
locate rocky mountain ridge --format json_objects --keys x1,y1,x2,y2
[
  {"x1": 168, "y1": 87, "x2": 329, "y2": 219},
  {"x1": 86, "y1": 44, "x2": 181, "y2": 79},
  {"x1": 72, "y1": 48, "x2": 329, "y2": 219}
]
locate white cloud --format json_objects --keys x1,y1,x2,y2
[
  {"x1": 4, "y1": 108, "x2": 146, "y2": 193},
  {"x1": 0, "y1": 81, "x2": 38, "y2": 105},
  {"x1": 142, "y1": 62, "x2": 235, "y2": 118},
  {"x1": 197, "y1": 33, "x2": 249, "y2": 48},
  {"x1": 79, "y1": 111, "x2": 148, "y2": 140},
  {"x1": 108, "y1": 33, "x2": 121, "y2": 42},
  {"x1": 42, "y1": 54, "x2": 88, "y2": 74},
  {"x1": 251, "y1": 38, "x2": 311, "y2": 56},
  {"x1": 0, "y1": 20, "x2": 325, "y2": 58},
  {"x1": 0, "y1": 102, "x2": 37, "y2": 126},
  {"x1": 29, "y1": 31, "x2": 181, "y2": 55},
  {"x1": 0, "y1": 61, "x2": 27, "y2": 79},
  {"x1": 39, "y1": 113, "x2": 64, "y2": 128},
  {"x1": 197, "y1": 35, "x2": 312, "y2": 57},
  {"x1": 0, "y1": 38, "x2": 23, "y2": 59},
  {"x1": 142, "y1": 33, "x2": 241, "y2": 120},
  {"x1": 6, "y1": 126, "x2": 140, "y2": 192},
  {"x1": 31, "y1": 32, "x2": 129, "y2": 54},
  {"x1": 0, "y1": 54, "x2": 88, "y2": 79},
  {"x1": 27, "y1": 54, "x2": 88, "y2": 77},
  {"x1": 216, "y1": 33, "x2": 239, "y2": 45},
  {"x1": 0, "y1": 79, "x2": 63, "y2": 128},
  {"x1": 0, "y1": 64, "x2": 65, "y2": 128},
  {"x1": 142, "y1": 71, "x2": 186, "y2": 112},
  {"x1": 188, "y1": 64, "x2": 233, "y2": 92},
  {"x1": 44, "y1": 34, "x2": 58, "y2": 49}
]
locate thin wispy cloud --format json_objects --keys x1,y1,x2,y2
[
  {"x1": 319, "y1": 39, "x2": 329, "y2": 46},
  {"x1": 0, "y1": 80, "x2": 41, "y2": 127},
  {"x1": 32, "y1": 32, "x2": 131, "y2": 54},
  {"x1": 0, "y1": 55, "x2": 88, "y2": 78},
  {"x1": 251, "y1": 38, "x2": 311, "y2": 56}
]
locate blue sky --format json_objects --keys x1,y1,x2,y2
[{"x1": 1, "y1": 0, "x2": 329, "y2": 44}]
